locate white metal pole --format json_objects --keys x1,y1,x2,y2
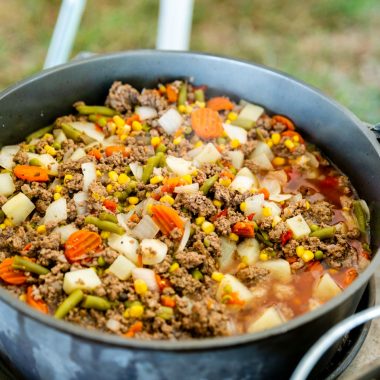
[
  {"x1": 156, "y1": 0, "x2": 194, "y2": 50},
  {"x1": 44, "y1": 0, "x2": 87, "y2": 69}
]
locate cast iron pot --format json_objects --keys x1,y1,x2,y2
[{"x1": 0, "y1": 50, "x2": 379, "y2": 380}]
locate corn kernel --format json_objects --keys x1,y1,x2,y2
[
  {"x1": 129, "y1": 304, "x2": 144, "y2": 318},
  {"x1": 305, "y1": 200, "x2": 310, "y2": 210},
  {"x1": 223, "y1": 284, "x2": 233, "y2": 294},
  {"x1": 219, "y1": 178, "x2": 232, "y2": 187},
  {"x1": 227, "y1": 112, "x2": 238, "y2": 121},
  {"x1": 271, "y1": 133, "x2": 281, "y2": 145},
  {"x1": 64, "y1": 174, "x2": 73, "y2": 182},
  {"x1": 55, "y1": 185, "x2": 63, "y2": 193},
  {"x1": 4, "y1": 218, "x2": 13, "y2": 227},
  {"x1": 113, "y1": 115, "x2": 125, "y2": 128},
  {"x1": 0, "y1": 224, "x2": 5, "y2": 229},
  {"x1": 196, "y1": 101, "x2": 205, "y2": 108},
  {"x1": 108, "y1": 171, "x2": 119, "y2": 182},
  {"x1": 284, "y1": 139, "x2": 295, "y2": 150},
  {"x1": 128, "y1": 196, "x2": 139, "y2": 205},
  {"x1": 194, "y1": 141, "x2": 203, "y2": 148},
  {"x1": 117, "y1": 173, "x2": 129, "y2": 185},
  {"x1": 201, "y1": 221, "x2": 215, "y2": 234},
  {"x1": 262, "y1": 206, "x2": 272, "y2": 217},
  {"x1": 150, "y1": 175, "x2": 164, "y2": 184},
  {"x1": 302, "y1": 250, "x2": 314, "y2": 262},
  {"x1": 36, "y1": 225, "x2": 46, "y2": 234},
  {"x1": 272, "y1": 157, "x2": 286, "y2": 166},
  {"x1": 43, "y1": 133, "x2": 53, "y2": 139},
  {"x1": 259, "y1": 252, "x2": 269, "y2": 261},
  {"x1": 230, "y1": 139, "x2": 240, "y2": 149},
  {"x1": 92, "y1": 192, "x2": 100, "y2": 201},
  {"x1": 181, "y1": 174, "x2": 192, "y2": 184},
  {"x1": 185, "y1": 105, "x2": 193, "y2": 113},
  {"x1": 211, "y1": 272, "x2": 224, "y2": 282},
  {"x1": 296, "y1": 246, "x2": 305, "y2": 257},
  {"x1": 213, "y1": 199, "x2": 223, "y2": 208},
  {"x1": 44, "y1": 145, "x2": 56, "y2": 156},
  {"x1": 237, "y1": 262, "x2": 248, "y2": 270},
  {"x1": 169, "y1": 262, "x2": 179, "y2": 272},
  {"x1": 151, "y1": 136, "x2": 161, "y2": 147},
  {"x1": 19, "y1": 294, "x2": 27, "y2": 302},
  {"x1": 159, "y1": 195, "x2": 175, "y2": 205},
  {"x1": 106, "y1": 184, "x2": 113, "y2": 193},
  {"x1": 178, "y1": 105, "x2": 187, "y2": 113},
  {"x1": 293, "y1": 135, "x2": 300, "y2": 142},
  {"x1": 229, "y1": 232, "x2": 239, "y2": 242},
  {"x1": 101, "y1": 231, "x2": 111, "y2": 239},
  {"x1": 195, "y1": 216, "x2": 205, "y2": 225},
  {"x1": 225, "y1": 120, "x2": 231, "y2": 124},
  {"x1": 240, "y1": 202, "x2": 247, "y2": 212},
  {"x1": 266, "y1": 140, "x2": 273, "y2": 148},
  {"x1": 53, "y1": 193, "x2": 61, "y2": 201},
  {"x1": 131, "y1": 121, "x2": 142, "y2": 131},
  {"x1": 120, "y1": 134, "x2": 128, "y2": 141},
  {"x1": 134, "y1": 279, "x2": 148, "y2": 295},
  {"x1": 342, "y1": 206, "x2": 350, "y2": 212},
  {"x1": 96, "y1": 170, "x2": 102, "y2": 177}
]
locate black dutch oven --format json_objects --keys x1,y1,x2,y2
[{"x1": 0, "y1": 50, "x2": 379, "y2": 380}]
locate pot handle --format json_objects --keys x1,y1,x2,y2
[{"x1": 290, "y1": 305, "x2": 380, "y2": 380}]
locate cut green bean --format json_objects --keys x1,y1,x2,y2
[
  {"x1": 156, "y1": 144, "x2": 167, "y2": 153},
  {"x1": 29, "y1": 158, "x2": 43, "y2": 167},
  {"x1": 75, "y1": 105, "x2": 117, "y2": 117},
  {"x1": 353, "y1": 200, "x2": 367, "y2": 233},
  {"x1": 178, "y1": 83, "x2": 187, "y2": 106},
  {"x1": 310, "y1": 226, "x2": 336, "y2": 239},
  {"x1": 256, "y1": 232, "x2": 273, "y2": 247},
  {"x1": 194, "y1": 88, "x2": 205, "y2": 103},
  {"x1": 191, "y1": 269, "x2": 203, "y2": 280},
  {"x1": 200, "y1": 174, "x2": 218, "y2": 195},
  {"x1": 61, "y1": 123, "x2": 83, "y2": 142},
  {"x1": 54, "y1": 289, "x2": 84, "y2": 319},
  {"x1": 88, "y1": 114, "x2": 108, "y2": 127},
  {"x1": 82, "y1": 295, "x2": 111, "y2": 311},
  {"x1": 141, "y1": 152, "x2": 164, "y2": 184},
  {"x1": 97, "y1": 256, "x2": 106, "y2": 267},
  {"x1": 255, "y1": 128, "x2": 265, "y2": 141},
  {"x1": 25, "y1": 125, "x2": 54, "y2": 143},
  {"x1": 85, "y1": 216, "x2": 125, "y2": 235},
  {"x1": 13, "y1": 256, "x2": 49, "y2": 275},
  {"x1": 157, "y1": 306, "x2": 174, "y2": 320},
  {"x1": 99, "y1": 212, "x2": 118, "y2": 224}
]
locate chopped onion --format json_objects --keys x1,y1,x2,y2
[
  {"x1": 223, "y1": 123, "x2": 247, "y2": 144},
  {"x1": 117, "y1": 212, "x2": 133, "y2": 231},
  {"x1": 193, "y1": 143, "x2": 221, "y2": 164},
  {"x1": 236, "y1": 167, "x2": 255, "y2": 179},
  {"x1": 132, "y1": 268, "x2": 158, "y2": 291},
  {"x1": 132, "y1": 215, "x2": 160, "y2": 240},
  {"x1": 135, "y1": 106, "x2": 158, "y2": 120},
  {"x1": 230, "y1": 175, "x2": 254, "y2": 194},
  {"x1": 174, "y1": 183, "x2": 199, "y2": 194},
  {"x1": 103, "y1": 135, "x2": 120, "y2": 147},
  {"x1": 263, "y1": 201, "x2": 282, "y2": 218},
  {"x1": 219, "y1": 237, "x2": 237, "y2": 271},
  {"x1": 106, "y1": 319, "x2": 121, "y2": 332},
  {"x1": 305, "y1": 152, "x2": 319, "y2": 168},
  {"x1": 70, "y1": 148, "x2": 86, "y2": 161},
  {"x1": 158, "y1": 108, "x2": 182, "y2": 134},
  {"x1": 269, "y1": 194, "x2": 293, "y2": 202},
  {"x1": 0, "y1": 173, "x2": 15, "y2": 197},
  {"x1": 54, "y1": 224, "x2": 78, "y2": 243},
  {"x1": 81, "y1": 162, "x2": 97, "y2": 192},
  {"x1": 244, "y1": 194, "x2": 265, "y2": 218},
  {"x1": 44, "y1": 197, "x2": 67, "y2": 224},
  {"x1": 251, "y1": 153, "x2": 274, "y2": 171},
  {"x1": 187, "y1": 146, "x2": 204, "y2": 159},
  {"x1": 177, "y1": 220, "x2": 191, "y2": 252},
  {"x1": 140, "y1": 239, "x2": 168, "y2": 265},
  {"x1": 153, "y1": 167, "x2": 162, "y2": 176},
  {"x1": 166, "y1": 155, "x2": 194, "y2": 176},
  {"x1": 73, "y1": 191, "x2": 88, "y2": 215},
  {"x1": 2, "y1": 192, "x2": 35, "y2": 225},
  {"x1": 260, "y1": 178, "x2": 281, "y2": 195},
  {"x1": 265, "y1": 170, "x2": 288, "y2": 186},
  {"x1": 129, "y1": 162, "x2": 143, "y2": 180},
  {"x1": 0, "y1": 145, "x2": 19, "y2": 170},
  {"x1": 227, "y1": 151, "x2": 244, "y2": 169},
  {"x1": 251, "y1": 141, "x2": 274, "y2": 161},
  {"x1": 69, "y1": 122, "x2": 104, "y2": 143}
]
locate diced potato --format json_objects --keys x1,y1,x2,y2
[
  {"x1": 251, "y1": 141, "x2": 275, "y2": 161},
  {"x1": 256, "y1": 259, "x2": 292, "y2": 283},
  {"x1": 43, "y1": 197, "x2": 67, "y2": 224},
  {"x1": 248, "y1": 307, "x2": 284, "y2": 333},
  {"x1": 229, "y1": 175, "x2": 254, "y2": 194},
  {"x1": 194, "y1": 143, "x2": 222, "y2": 164},
  {"x1": 286, "y1": 215, "x2": 311, "y2": 239},
  {"x1": 158, "y1": 108, "x2": 182, "y2": 134},
  {"x1": 140, "y1": 239, "x2": 168, "y2": 265},
  {"x1": 219, "y1": 237, "x2": 237, "y2": 271},
  {"x1": 236, "y1": 167, "x2": 255, "y2": 179},
  {"x1": 70, "y1": 148, "x2": 86, "y2": 161},
  {"x1": 132, "y1": 268, "x2": 158, "y2": 291},
  {"x1": 63, "y1": 268, "x2": 101, "y2": 294},
  {"x1": 313, "y1": 273, "x2": 342, "y2": 302},
  {"x1": 107, "y1": 233, "x2": 139, "y2": 264},
  {"x1": 233, "y1": 102, "x2": 264, "y2": 129},
  {"x1": 223, "y1": 123, "x2": 247, "y2": 144},
  {"x1": 262, "y1": 201, "x2": 282, "y2": 218},
  {"x1": 216, "y1": 274, "x2": 253, "y2": 303},
  {"x1": 69, "y1": 121, "x2": 105, "y2": 143},
  {"x1": 54, "y1": 224, "x2": 78, "y2": 243},
  {"x1": 0, "y1": 145, "x2": 19, "y2": 170},
  {"x1": 251, "y1": 153, "x2": 274, "y2": 171},
  {"x1": 0, "y1": 173, "x2": 15, "y2": 197},
  {"x1": 237, "y1": 238, "x2": 260, "y2": 265},
  {"x1": 2, "y1": 192, "x2": 35, "y2": 225},
  {"x1": 166, "y1": 155, "x2": 194, "y2": 176},
  {"x1": 244, "y1": 194, "x2": 265, "y2": 218},
  {"x1": 108, "y1": 255, "x2": 136, "y2": 280},
  {"x1": 227, "y1": 151, "x2": 244, "y2": 169}
]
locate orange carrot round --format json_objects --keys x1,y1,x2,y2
[
  {"x1": 105, "y1": 146, "x2": 128, "y2": 157},
  {"x1": 166, "y1": 85, "x2": 178, "y2": 103},
  {"x1": 151, "y1": 204, "x2": 184, "y2": 236},
  {"x1": 273, "y1": 115, "x2": 295, "y2": 130},
  {"x1": 0, "y1": 258, "x2": 27, "y2": 285},
  {"x1": 26, "y1": 286, "x2": 49, "y2": 314},
  {"x1": 13, "y1": 165, "x2": 49, "y2": 182},
  {"x1": 191, "y1": 108, "x2": 224, "y2": 139},
  {"x1": 88, "y1": 149, "x2": 102, "y2": 160},
  {"x1": 65, "y1": 230, "x2": 102, "y2": 263},
  {"x1": 232, "y1": 222, "x2": 255, "y2": 237},
  {"x1": 125, "y1": 321, "x2": 143, "y2": 338},
  {"x1": 206, "y1": 97, "x2": 234, "y2": 111}
]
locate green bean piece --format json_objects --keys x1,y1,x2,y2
[
  {"x1": 178, "y1": 83, "x2": 187, "y2": 106},
  {"x1": 0, "y1": 210, "x2": 5, "y2": 224},
  {"x1": 82, "y1": 295, "x2": 111, "y2": 311},
  {"x1": 142, "y1": 123, "x2": 150, "y2": 132},
  {"x1": 61, "y1": 123, "x2": 83, "y2": 142},
  {"x1": 25, "y1": 125, "x2": 54, "y2": 143},
  {"x1": 310, "y1": 226, "x2": 336, "y2": 240},
  {"x1": 28, "y1": 145, "x2": 36, "y2": 153},
  {"x1": 310, "y1": 224, "x2": 319, "y2": 232},
  {"x1": 194, "y1": 88, "x2": 205, "y2": 103},
  {"x1": 29, "y1": 158, "x2": 43, "y2": 167},
  {"x1": 256, "y1": 232, "x2": 273, "y2": 247},
  {"x1": 52, "y1": 142, "x2": 61, "y2": 150},
  {"x1": 13, "y1": 256, "x2": 49, "y2": 275},
  {"x1": 191, "y1": 269, "x2": 204, "y2": 280},
  {"x1": 88, "y1": 114, "x2": 108, "y2": 127},
  {"x1": 157, "y1": 306, "x2": 174, "y2": 320},
  {"x1": 75, "y1": 105, "x2": 117, "y2": 117},
  {"x1": 353, "y1": 200, "x2": 367, "y2": 233},
  {"x1": 232, "y1": 118, "x2": 255, "y2": 130},
  {"x1": 141, "y1": 152, "x2": 164, "y2": 184},
  {"x1": 315, "y1": 250, "x2": 324, "y2": 260},
  {"x1": 200, "y1": 174, "x2": 218, "y2": 195},
  {"x1": 97, "y1": 256, "x2": 106, "y2": 267},
  {"x1": 54, "y1": 289, "x2": 84, "y2": 319},
  {"x1": 156, "y1": 144, "x2": 167, "y2": 153},
  {"x1": 124, "y1": 181, "x2": 137, "y2": 196},
  {"x1": 84, "y1": 216, "x2": 125, "y2": 235},
  {"x1": 99, "y1": 212, "x2": 118, "y2": 224},
  {"x1": 255, "y1": 128, "x2": 265, "y2": 141}
]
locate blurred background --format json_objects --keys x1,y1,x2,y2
[{"x1": 0, "y1": 0, "x2": 379, "y2": 123}]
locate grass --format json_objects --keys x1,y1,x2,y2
[{"x1": 0, "y1": 0, "x2": 379, "y2": 123}]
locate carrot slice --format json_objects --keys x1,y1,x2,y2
[
  {"x1": 125, "y1": 321, "x2": 143, "y2": 338},
  {"x1": 155, "y1": 274, "x2": 171, "y2": 291},
  {"x1": 161, "y1": 295, "x2": 176, "y2": 308},
  {"x1": 126, "y1": 114, "x2": 140, "y2": 125},
  {"x1": 232, "y1": 222, "x2": 255, "y2": 237},
  {"x1": 161, "y1": 177, "x2": 186, "y2": 193},
  {"x1": 258, "y1": 188, "x2": 270, "y2": 200},
  {"x1": 0, "y1": 258, "x2": 27, "y2": 285},
  {"x1": 88, "y1": 149, "x2": 102, "y2": 160},
  {"x1": 65, "y1": 230, "x2": 102, "y2": 263},
  {"x1": 13, "y1": 165, "x2": 49, "y2": 182},
  {"x1": 191, "y1": 108, "x2": 224, "y2": 139},
  {"x1": 103, "y1": 199, "x2": 117, "y2": 212},
  {"x1": 26, "y1": 286, "x2": 48, "y2": 314},
  {"x1": 281, "y1": 130, "x2": 304, "y2": 143},
  {"x1": 166, "y1": 85, "x2": 178, "y2": 103},
  {"x1": 105, "y1": 146, "x2": 128, "y2": 157},
  {"x1": 206, "y1": 97, "x2": 234, "y2": 112},
  {"x1": 151, "y1": 205, "x2": 184, "y2": 236},
  {"x1": 273, "y1": 115, "x2": 295, "y2": 131}
]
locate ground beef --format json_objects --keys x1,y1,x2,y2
[
  {"x1": 169, "y1": 267, "x2": 204, "y2": 296},
  {"x1": 138, "y1": 89, "x2": 168, "y2": 111},
  {"x1": 243, "y1": 159, "x2": 261, "y2": 174},
  {"x1": 307, "y1": 200, "x2": 333, "y2": 224},
  {"x1": 105, "y1": 81, "x2": 139, "y2": 112},
  {"x1": 236, "y1": 265, "x2": 270, "y2": 287},
  {"x1": 175, "y1": 250, "x2": 204, "y2": 269},
  {"x1": 175, "y1": 192, "x2": 216, "y2": 217},
  {"x1": 213, "y1": 209, "x2": 245, "y2": 235}
]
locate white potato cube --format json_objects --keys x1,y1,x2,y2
[
  {"x1": 63, "y1": 268, "x2": 101, "y2": 294},
  {"x1": 166, "y1": 156, "x2": 194, "y2": 176},
  {"x1": 108, "y1": 255, "x2": 136, "y2": 280},
  {"x1": 43, "y1": 197, "x2": 67, "y2": 224},
  {"x1": 2, "y1": 192, "x2": 35, "y2": 225},
  {"x1": 158, "y1": 108, "x2": 182, "y2": 134},
  {"x1": 251, "y1": 141, "x2": 274, "y2": 161},
  {"x1": 194, "y1": 143, "x2": 222, "y2": 164},
  {"x1": 230, "y1": 175, "x2": 254, "y2": 194},
  {"x1": 313, "y1": 273, "x2": 342, "y2": 302},
  {"x1": 0, "y1": 173, "x2": 15, "y2": 197},
  {"x1": 248, "y1": 307, "x2": 284, "y2": 333},
  {"x1": 223, "y1": 123, "x2": 247, "y2": 144},
  {"x1": 286, "y1": 215, "x2": 311, "y2": 239},
  {"x1": 237, "y1": 238, "x2": 260, "y2": 265},
  {"x1": 216, "y1": 274, "x2": 253, "y2": 304},
  {"x1": 140, "y1": 239, "x2": 168, "y2": 265},
  {"x1": 219, "y1": 238, "x2": 237, "y2": 271},
  {"x1": 107, "y1": 233, "x2": 139, "y2": 264},
  {"x1": 256, "y1": 259, "x2": 292, "y2": 283},
  {"x1": 54, "y1": 224, "x2": 78, "y2": 243},
  {"x1": 227, "y1": 151, "x2": 244, "y2": 169}
]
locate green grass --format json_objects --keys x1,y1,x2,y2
[{"x1": 0, "y1": 0, "x2": 379, "y2": 123}]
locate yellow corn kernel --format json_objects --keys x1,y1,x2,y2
[
  {"x1": 44, "y1": 145, "x2": 56, "y2": 156},
  {"x1": 19, "y1": 294, "x2": 27, "y2": 302},
  {"x1": 158, "y1": 84, "x2": 166, "y2": 93},
  {"x1": 129, "y1": 304, "x2": 144, "y2": 318},
  {"x1": 195, "y1": 216, "x2": 205, "y2": 225},
  {"x1": 36, "y1": 225, "x2": 46, "y2": 234},
  {"x1": 178, "y1": 105, "x2": 187, "y2": 113},
  {"x1": 128, "y1": 196, "x2": 139, "y2": 205},
  {"x1": 225, "y1": 120, "x2": 231, "y2": 124},
  {"x1": 120, "y1": 134, "x2": 128, "y2": 141},
  {"x1": 181, "y1": 174, "x2": 192, "y2": 184},
  {"x1": 237, "y1": 262, "x2": 248, "y2": 270},
  {"x1": 151, "y1": 136, "x2": 161, "y2": 147},
  {"x1": 55, "y1": 185, "x2": 63, "y2": 193},
  {"x1": 219, "y1": 178, "x2": 232, "y2": 187},
  {"x1": 266, "y1": 140, "x2": 273, "y2": 148},
  {"x1": 108, "y1": 171, "x2": 119, "y2": 182},
  {"x1": 272, "y1": 215, "x2": 282, "y2": 227},
  {"x1": 146, "y1": 202, "x2": 153, "y2": 214},
  {"x1": 271, "y1": 133, "x2": 281, "y2": 145},
  {"x1": 223, "y1": 284, "x2": 233, "y2": 294},
  {"x1": 227, "y1": 112, "x2": 238, "y2": 121},
  {"x1": 0, "y1": 224, "x2": 5, "y2": 229},
  {"x1": 169, "y1": 262, "x2": 179, "y2": 272},
  {"x1": 117, "y1": 173, "x2": 129, "y2": 185},
  {"x1": 196, "y1": 101, "x2": 205, "y2": 108},
  {"x1": 64, "y1": 174, "x2": 73, "y2": 182},
  {"x1": 284, "y1": 139, "x2": 295, "y2": 150},
  {"x1": 106, "y1": 184, "x2": 113, "y2": 193},
  {"x1": 131, "y1": 120, "x2": 142, "y2": 131},
  {"x1": 259, "y1": 252, "x2": 269, "y2": 261},
  {"x1": 100, "y1": 231, "x2": 111, "y2": 239},
  {"x1": 262, "y1": 206, "x2": 272, "y2": 217},
  {"x1": 302, "y1": 250, "x2": 314, "y2": 262},
  {"x1": 191, "y1": 169, "x2": 198, "y2": 177},
  {"x1": 305, "y1": 200, "x2": 310, "y2": 210},
  {"x1": 240, "y1": 202, "x2": 247, "y2": 212},
  {"x1": 230, "y1": 139, "x2": 240, "y2": 149},
  {"x1": 293, "y1": 135, "x2": 300, "y2": 142},
  {"x1": 342, "y1": 206, "x2": 350, "y2": 212},
  {"x1": 173, "y1": 136, "x2": 182, "y2": 145},
  {"x1": 43, "y1": 133, "x2": 53, "y2": 139},
  {"x1": 229, "y1": 232, "x2": 239, "y2": 242},
  {"x1": 272, "y1": 157, "x2": 286, "y2": 166},
  {"x1": 186, "y1": 105, "x2": 193, "y2": 113},
  {"x1": 296, "y1": 246, "x2": 305, "y2": 257},
  {"x1": 194, "y1": 141, "x2": 203, "y2": 148},
  {"x1": 150, "y1": 175, "x2": 164, "y2": 185},
  {"x1": 160, "y1": 195, "x2": 175, "y2": 205},
  {"x1": 134, "y1": 279, "x2": 148, "y2": 295},
  {"x1": 53, "y1": 193, "x2": 61, "y2": 201},
  {"x1": 201, "y1": 221, "x2": 215, "y2": 234},
  {"x1": 125, "y1": 205, "x2": 136, "y2": 212},
  {"x1": 92, "y1": 192, "x2": 100, "y2": 201},
  {"x1": 4, "y1": 218, "x2": 13, "y2": 227},
  {"x1": 213, "y1": 199, "x2": 223, "y2": 208},
  {"x1": 211, "y1": 272, "x2": 224, "y2": 282},
  {"x1": 96, "y1": 170, "x2": 102, "y2": 177},
  {"x1": 113, "y1": 115, "x2": 125, "y2": 128}
]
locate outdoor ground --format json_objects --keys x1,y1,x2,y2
[{"x1": 0, "y1": 0, "x2": 379, "y2": 123}]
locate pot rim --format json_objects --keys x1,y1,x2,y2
[{"x1": 0, "y1": 49, "x2": 379, "y2": 351}]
